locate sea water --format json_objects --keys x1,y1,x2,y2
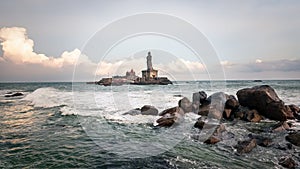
[{"x1": 0, "y1": 80, "x2": 299, "y2": 168}]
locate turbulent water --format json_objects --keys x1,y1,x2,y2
[{"x1": 0, "y1": 80, "x2": 299, "y2": 168}]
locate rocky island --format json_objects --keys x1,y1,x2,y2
[{"x1": 96, "y1": 52, "x2": 172, "y2": 86}]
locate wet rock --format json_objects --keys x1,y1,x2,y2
[
  {"x1": 234, "y1": 139, "x2": 257, "y2": 154},
  {"x1": 198, "y1": 103, "x2": 210, "y2": 116},
  {"x1": 244, "y1": 109, "x2": 263, "y2": 122},
  {"x1": 223, "y1": 108, "x2": 233, "y2": 119},
  {"x1": 192, "y1": 91, "x2": 208, "y2": 113},
  {"x1": 288, "y1": 104, "x2": 300, "y2": 120},
  {"x1": 156, "y1": 107, "x2": 184, "y2": 127},
  {"x1": 159, "y1": 107, "x2": 177, "y2": 116},
  {"x1": 225, "y1": 95, "x2": 239, "y2": 110},
  {"x1": 206, "y1": 92, "x2": 227, "y2": 120},
  {"x1": 284, "y1": 105, "x2": 295, "y2": 119},
  {"x1": 4, "y1": 92, "x2": 24, "y2": 97},
  {"x1": 204, "y1": 136, "x2": 221, "y2": 144},
  {"x1": 248, "y1": 134, "x2": 273, "y2": 147},
  {"x1": 272, "y1": 121, "x2": 291, "y2": 132},
  {"x1": 237, "y1": 85, "x2": 288, "y2": 121},
  {"x1": 286, "y1": 132, "x2": 300, "y2": 147},
  {"x1": 289, "y1": 104, "x2": 300, "y2": 113},
  {"x1": 178, "y1": 97, "x2": 193, "y2": 113},
  {"x1": 141, "y1": 105, "x2": 158, "y2": 115},
  {"x1": 123, "y1": 108, "x2": 141, "y2": 115},
  {"x1": 279, "y1": 156, "x2": 297, "y2": 169},
  {"x1": 194, "y1": 118, "x2": 205, "y2": 129}
]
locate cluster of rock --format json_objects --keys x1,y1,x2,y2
[{"x1": 124, "y1": 85, "x2": 299, "y2": 168}]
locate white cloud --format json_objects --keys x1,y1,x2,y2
[
  {"x1": 0, "y1": 27, "x2": 82, "y2": 68},
  {"x1": 255, "y1": 59, "x2": 262, "y2": 63}
]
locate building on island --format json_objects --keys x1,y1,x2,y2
[{"x1": 96, "y1": 51, "x2": 172, "y2": 86}]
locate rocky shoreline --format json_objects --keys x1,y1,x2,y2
[{"x1": 124, "y1": 85, "x2": 300, "y2": 168}]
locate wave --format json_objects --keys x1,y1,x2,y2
[{"x1": 22, "y1": 87, "x2": 72, "y2": 108}]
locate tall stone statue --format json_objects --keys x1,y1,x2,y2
[{"x1": 147, "y1": 51, "x2": 153, "y2": 70}]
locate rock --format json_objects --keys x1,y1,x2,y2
[
  {"x1": 225, "y1": 95, "x2": 240, "y2": 110},
  {"x1": 279, "y1": 156, "x2": 297, "y2": 169},
  {"x1": 289, "y1": 104, "x2": 300, "y2": 113},
  {"x1": 244, "y1": 109, "x2": 263, "y2": 122},
  {"x1": 205, "y1": 92, "x2": 227, "y2": 120},
  {"x1": 141, "y1": 105, "x2": 158, "y2": 115},
  {"x1": 223, "y1": 96, "x2": 239, "y2": 120},
  {"x1": 223, "y1": 108, "x2": 232, "y2": 119},
  {"x1": 284, "y1": 105, "x2": 295, "y2": 119},
  {"x1": 123, "y1": 108, "x2": 141, "y2": 115},
  {"x1": 286, "y1": 132, "x2": 300, "y2": 147},
  {"x1": 204, "y1": 136, "x2": 221, "y2": 144},
  {"x1": 234, "y1": 139, "x2": 257, "y2": 154},
  {"x1": 198, "y1": 103, "x2": 210, "y2": 116},
  {"x1": 4, "y1": 92, "x2": 24, "y2": 97},
  {"x1": 288, "y1": 104, "x2": 300, "y2": 120},
  {"x1": 156, "y1": 107, "x2": 184, "y2": 127},
  {"x1": 194, "y1": 118, "x2": 205, "y2": 129},
  {"x1": 272, "y1": 121, "x2": 291, "y2": 132},
  {"x1": 248, "y1": 134, "x2": 273, "y2": 147},
  {"x1": 159, "y1": 107, "x2": 177, "y2": 116},
  {"x1": 192, "y1": 91, "x2": 208, "y2": 113},
  {"x1": 178, "y1": 97, "x2": 192, "y2": 113},
  {"x1": 236, "y1": 85, "x2": 288, "y2": 121}
]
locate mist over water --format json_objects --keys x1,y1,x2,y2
[{"x1": 0, "y1": 80, "x2": 299, "y2": 168}]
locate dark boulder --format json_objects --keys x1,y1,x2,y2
[
  {"x1": 225, "y1": 95, "x2": 239, "y2": 110},
  {"x1": 279, "y1": 156, "x2": 297, "y2": 169},
  {"x1": 178, "y1": 97, "x2": 192, "y2": 113},
  {"x1": 234, "y1": 139, "x2": 257, "y2": 154},
  {"x1": 141, "y1": 105, "x2": 158, "y2": 115},
  {"x1": 286, "y1": 132, "x2": 300, "y2": 147},
  {"x1": 4, "y1": 92, "x2": 24, "y2": 97},
  {"x1": 159, "y1": 106, "x2": 177, "y2": 116},
  {"x1": 156, "y1": 107, "x2": 184, "y2": 127},
  {"x1": 223, "y1": 95, "x2": 240, "y2": 119},
  {"x1": 237, "y1": 85, "x2": 288, "y2": 121}
]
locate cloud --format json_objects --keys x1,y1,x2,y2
[
  {"x1": 0, "y1": 27, "x2": 81, "y2": 67},
  {"x1": 220, "y1": 60, "x2": 234, "y2": 68}
]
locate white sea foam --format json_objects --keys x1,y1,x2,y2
[{"x1": 22, "y1": 87, "x2": 72, "y2": 108}]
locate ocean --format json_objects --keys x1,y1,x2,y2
[{"x1": 0, "y1": 80, "x2": 299, "y2": 168}]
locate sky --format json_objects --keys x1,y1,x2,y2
[{"x1": 0, "y1": 0, "x2": 300, "y2": 81}]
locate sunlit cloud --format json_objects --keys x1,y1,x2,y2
[
  {"x1": 0, "y1": 27, "x2": 82, "y2": 68},
  {"x1": 255, "y1": 59, "x2": 262, "y2": 63}
]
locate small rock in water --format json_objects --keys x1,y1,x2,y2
[
  {"x1": 279, "y1": 156, "x2": 297, "y2": 169},
  {"x1": 286, "y1": 131, "x2": 300, "y2": 147},
  {"x1": 156, "y1": 107, "x2": 184, "y2": 127},
  {"x1": 272, "y1": 121, "x2": 291, "y2": 132},
  {"x1": 234, "y1": 139, "x2": 257, "y2": 154},
  {"x1": 141, "y1": 105, "x2": 158, "y2": 115},
  {"x1": 248, "y1": 134, "x2": 273, "y2": 147},
  {"x1": 4, "y1": 92, "x2": 24, "y2": 97}
]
